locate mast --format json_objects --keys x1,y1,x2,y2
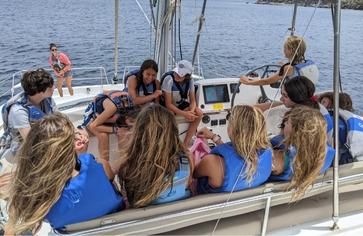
[
  {"x1": 113, "y1": 0, "x2": 120, "y2": 83},
  {"x1": 332, "y1": 0, "x2": 342, "y2": 230},
  {"x1": 289, "y1": 1, "x2": 298, "y2": 36},
  {"x1": 192, "y1": 0, "x2": 207, "y2": 67},
  {"x1": 155, "y1": 0, "x2": 172, "y2": 78}
]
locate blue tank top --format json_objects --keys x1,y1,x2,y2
[
  {"x1": 269, "y1": 145, "x2": 335, "y2": 181},
  {"x1": 152, "y1": 154, "x2": 191, "y2": 204},
  {"x1": 46, "y1": 153, "x2": 123, "y2": 229},
  {"x1": 197, "y1": 142, "x2": 272, "y2": 193}
]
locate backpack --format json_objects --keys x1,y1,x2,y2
[{"x1": 0, "y1": 93, "x2": 28, "y2": 154}]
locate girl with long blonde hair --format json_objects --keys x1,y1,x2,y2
[
  {"x1": 270, "y1": 106, "x2": 335, "y2": 200},
  {"x1": 239, "y1": 35, "x2": 319, "y2": 86},
  {"x1": 118, "y1": 104, "x2": 192, "y2": 207},
  {"x1": 5, "y1": 113, "x2": 122, "y2": 234},
  {"x1": 194, "y1": 105, "x2": 272, "y2": 193}
]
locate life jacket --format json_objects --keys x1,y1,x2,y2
[
  {"x1": 197, "y1": 143, "x2": 272, "y2": 193},
  {"x1": 160, "y1": 71, "x2": 191, "y2": 109},
  {"x1": 319, "y1": 104, "x2": 334, "y2": 139},
  {"x1": 338, "y1": 109, "x2": 363, "y2": 161},
  {"x1": 79, "y1": 91, "x2": 133, "y2": 128},
  {"x1": 293, "y1": 60, "x2": 319, "y2": 84},
  {"x1": 279, "y1": 60, "x2": 319, "y2": 84},
  {"x1": 0, "y1": 93, "x2": 54, "y2": 154},
  {"x1": 152, "y1": 154, "x2": 191, "y2": 204},
  {"x1": 46, "y1": 153, "x2": 123, "y2": 229},
  {"x1": 123, "y1": 69, "x2": 156, "y2": 96},
  {"x1": 269, "y1": 145, "x2": 335, "y2": 181}
]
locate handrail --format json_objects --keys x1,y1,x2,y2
[{"x1": 0, "y1": 67, "x2": 109, "y2": 100}]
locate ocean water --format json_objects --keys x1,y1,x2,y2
[{"x1": 0, "y1": 0, "x2": 362, "y2": 111}]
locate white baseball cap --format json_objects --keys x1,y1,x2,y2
[{"x1": 173, "y1": 60, "x2": 193, "y2": 77}]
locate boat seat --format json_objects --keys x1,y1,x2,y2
[{"x1": 59, "y1": 161, "x2": 363, "y2": 234}]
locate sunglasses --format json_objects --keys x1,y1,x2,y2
[{"x1": 51, "y1": 48, "x2": 57, "y2": 52}]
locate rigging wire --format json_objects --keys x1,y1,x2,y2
[
  {"x1": 178, "y1": 1, "x2": 183, "y2": 60},
  {"x1": 212, "y1": 0, "x2": 323, "y2": 234}
]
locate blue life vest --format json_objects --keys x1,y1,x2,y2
[
  {"x1": 123, "y1": 69, "x2": 156, "y2": 96},
  {"x1": 293, "y1": 60, "x2": 319, "y2": 84},
  {"x1": 152, "y1": 154, "x2": 191, "y2": 204},
  {"x1": 197, "y1": 143, "x2": 272, "y2": 193},
  {"x1": 46, "y1": 153, "x2": 123, "y2": 230},
  {"x1": 319, "y1": 104, "x2": 334, "y2": 139},
  {"x1": 338, "y1": 109, "x2": 363, "y2": 160},
  {"x1": 0, "y1": 93, "x2": 54, "y2": 152},
  {"x1": 79, "y1": 91, "x2": 133, "y2": 128},
  {"x1": 269, "y1": 145, "x2": 335, "y2": 181},
  {"x1": 160, "y1": 71, "x2": 191, "y2": 109}
]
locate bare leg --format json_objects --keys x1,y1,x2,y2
[
  {"x1": 65, "y1": 76, "x2": 74, "y2": 96},
  {"x1": 183, "y1": 108, "x2": 203, "y2": 147},
  {"x1": 57, "y1": 77, "x2": 64, "y2": 97}
]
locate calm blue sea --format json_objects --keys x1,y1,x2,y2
[{"x1": 0, "y1": 0, "x2": 362, "y2": 111}]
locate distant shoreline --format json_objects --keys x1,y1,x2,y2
[{"x1": 256, "y1": 0, "x2": 363, "y2": 10}]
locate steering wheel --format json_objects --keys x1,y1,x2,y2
[{"x1": 231, "y1": 64, "x2": 281, "y2": 109}]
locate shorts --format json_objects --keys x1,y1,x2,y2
[{"x1": 63, "y1": 70, "x2": 72, "y2": 78}]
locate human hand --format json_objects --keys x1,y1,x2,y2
[
  {"x1": 239, "y1": 75, "x2": 251, "y2": 85},
  {"x1": 153, "y1": 90, "x2": 163, "y2": 98},
  {"x1": 183, "y1": 111, "x2": 198, "y2": 122},
  {"x1": 75, "y1": 128, "x2": 89, "y2": 155},
  {"x1": 197, "y1": 127, "x2": 214, "y2": 139}
]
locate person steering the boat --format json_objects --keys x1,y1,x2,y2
[
  {"x1": 239, "y1": 35, "x2": 319, "y2": 86},
  {"x1": 4, "y1": 113, "x2": 123, "y2": 234},
  {"x1": 48, "y1": 43, "x2": 74, "y2": 97},
  {"x1": 161, "y1": 60, "x2": 203, "y2": 147},
  {"x1": 194, "y1": 105, "x2": 272, "y2": 194},
  {"x1": 80, "y1": 90, "x2": 139, "y2": 161},
  {"x1": 0, "y1": 69, "x2": 56, "y2": 163},
  {"x1": 117, "y1": 104, "x2": 193, "y2": 207},
  {"x1": 123, "y1": 59, "x2": 162, "y2": 105},
  {"x1": 269, "y1": 106, "x2": 335, "y2": 201}
]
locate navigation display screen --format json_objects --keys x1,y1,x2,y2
[{"x1": 203, "y1": 84, "x2": 230, "y2": 104}]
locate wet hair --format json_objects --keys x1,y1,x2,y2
[
  {"x1": 284, "y1": 35, "x2": 306, "y2": 65},
  {"x1": 118, "y1": 104, "x2": 187, "y2": 207},
  {"x1": 318, "y1": 91, "x2": 353, "y2": 112},
  {"x1": 283, "y1": 76, "x2": 319, "y2": 109},
  {"x1": 115, "y1": 106, "x2": 142, "y2": 127},
  {"x1": 49, "y1": 43, "x2": 57, "y2": 50},
  {"x1": 21, "y1": 68, "x2": 54, "y2": 96},
  {"x1": 285, "y1": 106, "x2": 326, "y2": 201},
  {"x1": 228, "y1": 105, "x2": 269, "y2": 182},
  {"x1": 7, "y1": 113, "x2": 76, "y2": 234},
  {"x1": 137, "y1": 59, "x2": 158, "y2": 82}
]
